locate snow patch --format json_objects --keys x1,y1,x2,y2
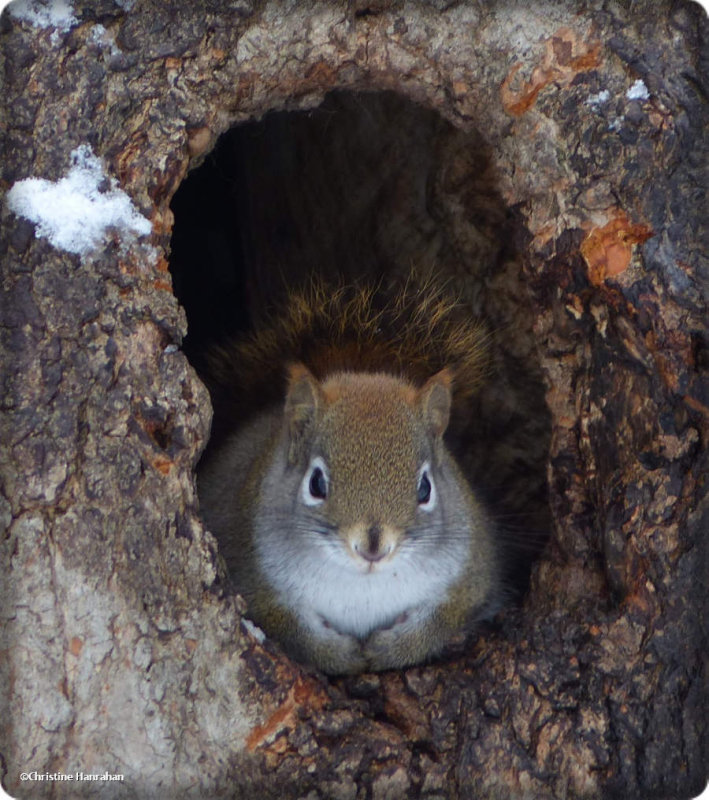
[
  {"x1": 626, "y1": 79, "x2": 650, "y2": 101},
  {"x1": 89, "y1": 23, "x2": 122, "y2": 55},
  {"x1": 241, "y1": 618, "x2": 267, "y2": 644},
  {"x1": 7, "y1": 0, "x2": 78, "y2": 44},
  {"x1": 585, "y1": 89, "x2": 610, "y2": 107},
  {"x1": 6, "y1": 145, "x2": 152, "y2": 256}
]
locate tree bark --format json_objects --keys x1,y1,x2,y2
[{"x1": 0, "y1": 1, "x2": 706, "y2": 798}]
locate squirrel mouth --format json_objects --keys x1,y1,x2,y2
[{"x1": 356, "y1": 557, "x2": 390, "y2": 575}]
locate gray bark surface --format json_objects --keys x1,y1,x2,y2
[{"x1": 0, "y1": 1, "x2": 706, "y2": 798}]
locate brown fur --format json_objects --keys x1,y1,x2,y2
[{"x1": 202, "y1": 276, "x2": 490, "y2": 439}]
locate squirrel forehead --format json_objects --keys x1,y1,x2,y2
[
  {"x1": 318, "y1": 372, "x2": 422, "y2": 455},
  {"x1": 321, "y1": 371, "x2": 418, "y2": 407}
]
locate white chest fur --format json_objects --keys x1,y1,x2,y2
[{"x1": 256, "y1": 533, "x2": 469, "y2": 639}]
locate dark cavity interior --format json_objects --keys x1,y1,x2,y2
[{"x1": 169, "y1": 90, "x2": 552, "y2": 592}]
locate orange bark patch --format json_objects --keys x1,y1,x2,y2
[
  {"x1": 246, "y1": 676, "x2": 327, "y2": 752},
  {"x1": 152, "y1": 456, "x2": 172, "y2": 475},
  {"x1": 187, "y1": 126, "x2": 212, "y2": 158},
  {"x1": 69, "y1": 637, "x2": 84, "y2": 656},
  {"x1": 305, "y1": 59, "x2": 338, "y2": 84},
  {"x1": 501, "y1": 27, "x2": 601, "y2": 116},
  {"x1": 581, "y1": 211, "x2": 652, "y2": 285}
]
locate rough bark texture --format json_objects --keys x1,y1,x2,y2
[{"x1": 0, "y1": 1, "x2": 707, "y2": 799}]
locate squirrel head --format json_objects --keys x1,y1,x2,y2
[{"x1": 281, "y1": 363, "x2": 454, "y2": 572}]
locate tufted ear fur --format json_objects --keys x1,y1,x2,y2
[
  {"x1": 284, "y1": 363, "x2": 323, "y2": 465},
  {"x1": 418, "y1": 368, "x2": 453, "y2": 439}
]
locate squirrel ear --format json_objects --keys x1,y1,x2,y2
[
  {"x1": 418, "y1": 368, "x2": 453, "y2": 438},
  {"x1": 284, "y1": 363, "x2": 322, "y2": 464}
]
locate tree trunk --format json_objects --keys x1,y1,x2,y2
[{"x1": 0, "y1": 1, "x2": 706, "y2": 798}]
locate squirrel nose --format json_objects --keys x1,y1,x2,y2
[{"x1": 354, "y1": 525, "x2": 388, "y2": 562}]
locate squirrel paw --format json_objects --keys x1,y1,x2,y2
[
  {"x1": 364, "y1": 627, "x2": 407, "y2": 671},
  {"x1": 311, "y1": 617, "x2": 368, "y2": 675},
  {"x1": 363, "y1": 615, "x2": 425, "y2": 671},
  {"x1": 363, "y1": 607, "x2": 452, "y2": 671}
]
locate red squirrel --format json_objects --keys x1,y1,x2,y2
[{"x1": 197, "y1": 279, "x2": 500, "y2": 673}]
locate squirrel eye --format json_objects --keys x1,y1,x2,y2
[
  {"x1": 417, "y1": 471, "x2": 431, "y2": 504},
  {"x1": 417, "y1": 462, "x2": 436, "y2": 511},
  {"x1": 309, "y1": 466, "x2": 328, "y2": 500},
  {"x1": 301, "y1": 458, "x2": 329, "y2": 506}
]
